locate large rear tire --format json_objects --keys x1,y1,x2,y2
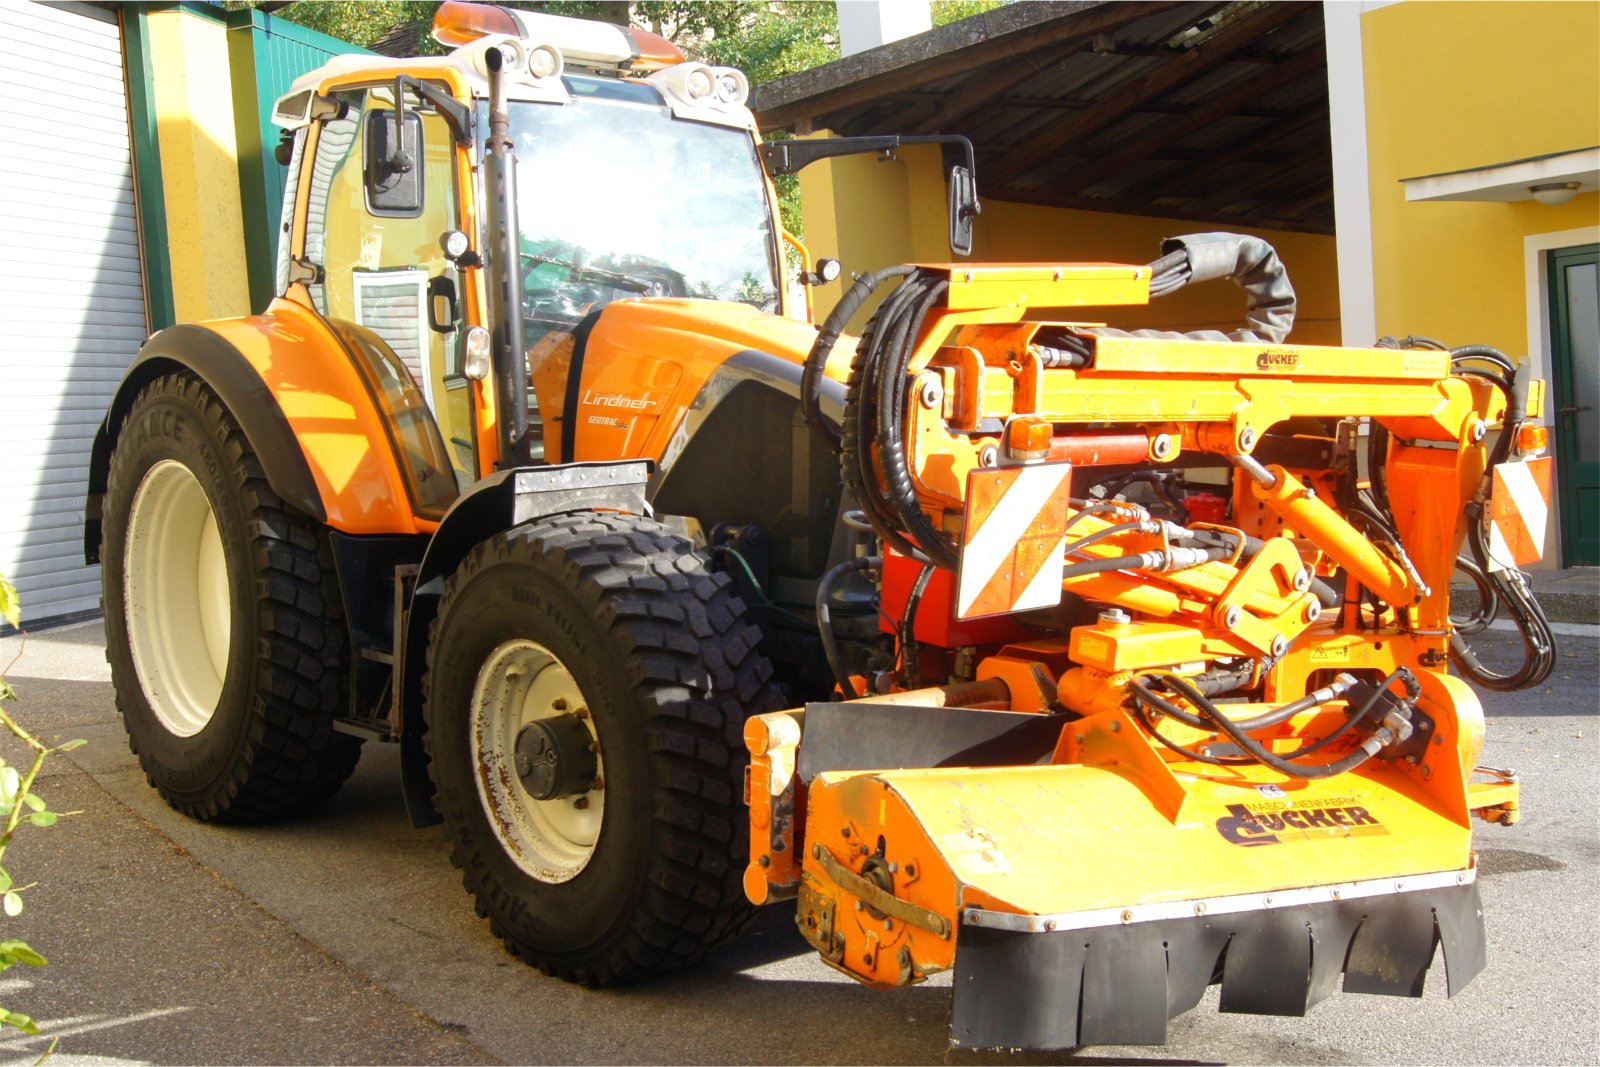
[
  {"x1": 424, "y1": 511, "x2": 775, "y2": 984},
  {"x1": 102, "y1": 372, "x2": 360, "y2": 821}
]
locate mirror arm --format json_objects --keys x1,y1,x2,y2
[
  {"x1": 390, "y1": 76, "x2": 412, "y2": 174},
  {"x1": 393, "y1": 74, "x2": 474, "y2": 146},
  {"x1": 759, "y1": 134, "x2": 976, "y2": 181}
]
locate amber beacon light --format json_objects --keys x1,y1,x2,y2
[{"x1": 432, "y1": 0, "x2": 686, "y2": 71}]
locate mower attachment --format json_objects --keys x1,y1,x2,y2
[{"x1": 759, "y1": 691, "x2": 1490, "y2": 1051}]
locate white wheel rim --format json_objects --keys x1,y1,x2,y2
[
  {"x1": 124, "y1": 459, "x2": 233, "y2": 738},
  {"x1": 470, "y1": 639, "x2": 605, "y2": 883}
]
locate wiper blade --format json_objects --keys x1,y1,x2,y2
[{"x1": 521, "y1": 253, "x2": 650, "y2": 294}]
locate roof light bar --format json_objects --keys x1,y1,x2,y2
[{"x1": 432, "y1": 1, "x2": 685, "y2": 71}]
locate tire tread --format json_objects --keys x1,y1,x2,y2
[
  {"x1": 105, "y1": 372, "x2": 359, "y2": 822},
  {"x1": 424, "y1": 510, "x2": 778, "y2": 985}
]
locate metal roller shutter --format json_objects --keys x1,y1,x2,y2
[{"x1": 0, "y1": 1, "x2": 146, "y2": 628}]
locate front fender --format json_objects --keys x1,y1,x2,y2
[
  {"x1": 86, "y1": 298, "x2": 449, "y2": 563},
  {"x1": 396, "y1": 460, "x2": 649, "y2": 827}
]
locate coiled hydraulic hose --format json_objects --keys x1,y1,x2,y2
[
  {"x1": 840, "y1": 269, "x2": 960, "y2": 569},
  {"x1": 1372, "y1": 341, "x2": 1554, "y2": 689},
  {"x1": 801, "y1": 266, "x2": 915, "y2": 447}
]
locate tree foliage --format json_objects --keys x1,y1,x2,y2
[{"x1": 246, "y1": 0, "x2": 998, "y2": 71}]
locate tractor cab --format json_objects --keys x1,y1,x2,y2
[{"x1": 270, "y1": 1, "x2": 784, "y2": 478}]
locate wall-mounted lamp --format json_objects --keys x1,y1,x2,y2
[{"x1": 1528, "y1": 181, "x2": 1581, "y2": 206}]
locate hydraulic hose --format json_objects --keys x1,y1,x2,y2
[
  {"x1": 1109, "y1": 233, "x2": 1298, "y2": 342},
  {"x1": 1061, "y1": 546, "x2": 1232, "y2": 580},
  {"x1": 816, "y1": 556, "x2": 881, "y2": 700},
  {"x1": 840, "y1": 269, "x2": 960, "y2": 569},
  {"x1": 1159, "y1": 673, "x2": 1408, "y2": 780},
  {"x1": 899, "y1": 562, "x2": 935, "y2": 690},
  {"x1": 801, "y1": 265, "x2": 915, "y2": 449},
  {"x1": 1131, "y1": 672, "x2": 1357, "y2": 734}
]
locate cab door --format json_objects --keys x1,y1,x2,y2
[{"x1": 298, "y1": 82, "x2": 478, "y2": 489}]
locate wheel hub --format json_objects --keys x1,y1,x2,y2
[
  {"x1": 470, "y1": 639, "x2": 605, "y2": 883},
  {"x1": 514, "y1": 714, "x2": 597, "y2": 801}
]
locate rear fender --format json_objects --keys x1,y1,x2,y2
[
  {"x1": 396, "y1": 460, "x2": 651, "y2": 827},
  {"x1": 85, "y1": 298, "x2": 450, "y2": 564}
]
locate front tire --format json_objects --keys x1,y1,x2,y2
[
  {"x1": 102, "y1": 372, "x2": 360, "y2": 821},
  {"x1": 424, "y1": 511, "x2": 775, "y2": 984}
]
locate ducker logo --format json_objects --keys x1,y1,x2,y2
[
  {"x1": 1214, "y1": 802, "x2": 1387, "y2": 846},
  {"x1": 1256, "y1": 350, "x2": 1301, "y2": 370}
]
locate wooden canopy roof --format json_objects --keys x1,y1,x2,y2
[{"x1": 750, "y1": 1, "x2": 1333, "y2": 234}]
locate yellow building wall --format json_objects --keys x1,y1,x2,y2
[
  {"x1": 147, "y1": 8, "x2": 251, "y2": 323},
  {"x1": 798, "y1": 138, "x2": 1341, "y2": 345},
  {"x1": 1361, "y1": 0, "x2": 1600, "y2": 352}
]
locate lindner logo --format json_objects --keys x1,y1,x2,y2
[{"x1": 1256, "y1": 350, "x2": 1301, "y2": 370}]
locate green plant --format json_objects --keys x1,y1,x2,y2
[{"x1": 0, "y1": 574, "x2": 83, "y2": 1053}]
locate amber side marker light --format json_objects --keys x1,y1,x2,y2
[
  {"x1": 1006, "y1": 417, "x2": 1053, "y2": 461},
  {"x1": 1515, "y1": 424, "x2": 1549, "y2": 455}
]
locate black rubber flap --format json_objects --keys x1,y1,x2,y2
[
  {"x1": 1343, "y1": 892, "x2": 1437, "y2": 997},
  {"x1": 1435, "y1": 880, "x2": 1486, "y2": 995},
  {"x1": 1218, "y1": 909, "x2": 1312, "y2": 1015},
  {"x1": 948, "y1": 881, "x2": 1485, "y2": 1050},
  {"x1": 1078, "y1": 924, "x2": 1171, "y2": 1045},
  {"x1": 951, "y1": 924, "x2": 1086, "y2": 1051},
  {"x1": 796, "y1": 702, "x2": 1067, "y2": 783}
]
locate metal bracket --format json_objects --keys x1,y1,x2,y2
[{"x1": 812, "y1": 844, "x2": 951, "y2": 939}]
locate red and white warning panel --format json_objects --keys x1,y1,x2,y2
[
  {"x1": 956, "y1": 463, "x2": 1073, "y2": 620},
  {"x1": 1487, "y1": 456, "x2": 1553, "y2": 570}
]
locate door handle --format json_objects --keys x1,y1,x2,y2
[{"x1": 1558, "y1": 405, "x2": 1592, "y2": 415}]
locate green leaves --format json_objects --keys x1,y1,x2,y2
[
  {"x1": 0, "y1": 1008, "x2": 39, "y2": 1035},
  {"x1": 0, "y1": 573, "x2": 68, "y2": 1051},
  {"x1": 0, "y1": 941, "x2": 46, "y2": 968}
]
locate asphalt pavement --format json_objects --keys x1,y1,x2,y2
[{"x1": 0, "y1": 620, "x2": 1595, "y2": 1066}]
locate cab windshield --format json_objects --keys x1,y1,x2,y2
[{"x1": 508, "y1": 78, "x2": 779, "y2": 328}]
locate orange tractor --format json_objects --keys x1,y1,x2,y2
[{"x1": 86, "y1": 2, "x2": 1554, "y2": 1048}]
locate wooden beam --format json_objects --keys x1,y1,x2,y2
[
  {"x1": 972, "y1": 138, "x2": 1320, "y2": 169},
  {"x1": 1184, "y1": 149, "x2": 1331, "y2": 216},
  {"x1": 984, "y1": 1, "x2": 1314, "y2": 188},
  {"x1": 1274, "y1": 185, "x2": 1337, "y2": 223},
  {"x1": 982, "y1": 186, "x2": 1334, "y2": 234},
  {"x1": 754, "y1": 1, "x2": 1185, "y2": 131},
  {"x1": 1168, "y1": 107, "x2": 1329, "y2": 199},
  {"x1": 994, "y1": 96, "x2": 1302, "y2": 121},
  {"x1": 1056, "y1": 44, "x2": 1326, "y2": 195},
  {"x1": 921, "y1": 54, "x2": 1067, "y2": 134}
]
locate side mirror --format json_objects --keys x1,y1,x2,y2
[
  {"x1": 365, "y1": 107, "x2": 423, "y2": 217},
  {"x1": 273, "y1": 129, "x2": 295, "y2": 167},
  {"x1": 949, "y1": 165, "x2": 979, "y2": 257}
]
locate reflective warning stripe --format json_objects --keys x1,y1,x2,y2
[
  {"x1": 1486, "y1": 457, "x2": 1553, "y2": 571},
  {"x1": 956, "y1": 463, "x2": 1073, "y2": 619}
]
